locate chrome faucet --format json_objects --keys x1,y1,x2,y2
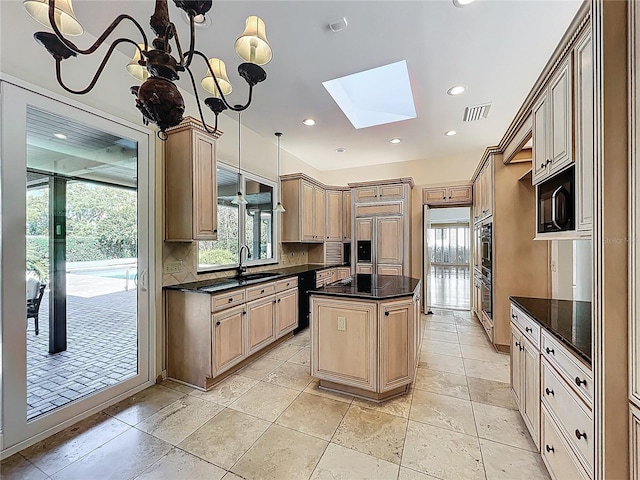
[{"x1": 238, "y1": 244, "x2": 251, "y2": 275}]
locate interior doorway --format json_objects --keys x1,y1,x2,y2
[{"x1": 424, "y1": 206, "x2": 472, "y2": 311}]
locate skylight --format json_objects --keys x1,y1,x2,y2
[{"x1": 322, "y1": 60, "x2": 417, "y2": 129}]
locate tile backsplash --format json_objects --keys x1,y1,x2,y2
[{"x1": 162, "y1": 242, "x2": 311, "y2": 286}]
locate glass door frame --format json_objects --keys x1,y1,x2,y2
[{"x1": 1, "y1": 81, "x2": 156, "y2": 454}]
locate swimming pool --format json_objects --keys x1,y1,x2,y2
[{"x1": 71, "y1": 267, "x2": 137, "y2": 280}]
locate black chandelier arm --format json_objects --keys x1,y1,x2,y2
[
  {"x1": 47, "y1": 0, "x2": 148, "y2": 55},
  {"x1": 184, "y1": 64, "x2": 221, "y2": 135},
  {"x1": 180, "y1": 13, "x2": 197, "y2": 69},
  {"x1": 194, "y1": 50, "x2": 254, "y2": 112},
  {"x1": 55, "y1": 38, "x2": 141, "y2": 95}
]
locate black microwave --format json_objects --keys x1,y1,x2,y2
[{"x1": 538, "y1": 167, "x2": 575, "y2": 233}]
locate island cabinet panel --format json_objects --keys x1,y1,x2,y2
[
  {"x1": 212, "y1": 305, "x2": 246, "y2": 376},
  {"x1": 379, "y1": 299, "x2": 414, "y2": 392},
  {"x1": 276, "y1": 289, "x2": 298, "y2": 338},
  {"x1": 246, "y1": 295, "x2": 276, "y2": 355},
  {"x1": 311, "y1": 299, "x2": 377, "y2": 391}
]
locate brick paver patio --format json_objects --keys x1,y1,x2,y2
[{"x1": 26, "y1": 274, "x2": 138, "y2": 419}]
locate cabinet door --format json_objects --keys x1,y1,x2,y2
[
  {"x1": 448, "y1": 185, "x2": 473, "y2": 204},
  {"x1": 192, "y1": 130, "x2": 218, "y2": 240},
  {"x1": 549, "y1": 57, "x2": 573, "y2": 173},
  {"x1": 482, "y1": 163, "x2": 493, "y2": 218},
  {"x1": 314, "y1": 186, "x2": 326, "y2": 240},
  {"x1": 423, "y1": 187, "x2": 448, "y2": 204},
  {"x1": 532, "y1": 93, "x2": 550, "y2": 184},
  {"x1": 356, "y1": 217, "x2": 373, "y2": 241},
  {"x1": 632, "y1": 404, "x2": 640, "y2": 480},
  {"x1": 354, "y1": 186, "x2": 378, "y2": 202},
  {"x1": 301, "y1": 181, "x2": 315, "y2": 241},
  {"x1": 521, "y1": 334, "x2": 541, "y2": 448},
  {"x1": 379, "y1": 184, "x2": 404, "y2": 200},
  {"x1": 343, "y1": 190, "x2": 352, "y2": 241},
  {"x1": 379, "y1": 300, "x2": 414, "y2": 392},
  {"x1": 212, "y1": 305, "x2": 245, "y2": 376},
  {"x1": 276, "y1": 289, "x2": 298, "y2": 338},
  {"x1": 325, "y1": 190, "x2": 343, "y2": 241},
  {"x1": 377, "y1": 264, "x2": 403, "y2": 276},
  {"x1": 336, "y1": 267, "x2": 351, "y2": 280},
  {"x1": 473, "y1": 179, "x2": 481, "y2": 222},
  {"x1": 510, "y1": 325, "x2": 523, "y2": 408},
  {"x1": 377, "y1": 216, "x2": 404, "y2": 265},
  {"x1": 246, "y1": 296, "x2": 276, "y2": 355},
  {"x1": 575, "y1": 32, "x2": 593, "y2": 232},
  {"x1": 356, "y1": 264, "x2": 373, "y2": 274}
]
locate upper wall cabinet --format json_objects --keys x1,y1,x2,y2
[
  {"x1": 532, "y1": 56, "x2": 574, "y2": 185},
  {"x1": 281, "y1": 174, "x2": 325, "y2": 243},
  {"x1": 473, "y1": 160, "x2": 493, "y2": 224},
  {"x1": 165, "y1": 117, "x2": 219, "y2": 242},
  {"x1": 423, "y1": 185, "x2": 473, "y2": 206},
  {"x1": 353, "y1": 183, "x2": 406, "y2": 202},
  {"x1": 325, "y1": 189, "x2": 343, "y2": 241},
  {"x1": 343, "y1": 190, "x2": 352, "y2": 241}
]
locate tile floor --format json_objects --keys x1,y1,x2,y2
[{"x1": 3, "y1": 310, "x2": 549, "y2": 480}]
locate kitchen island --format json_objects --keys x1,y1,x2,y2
[{"x1": 309, "y1": 274, "x2": 421, "y2": 401}]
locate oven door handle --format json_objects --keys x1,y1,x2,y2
[{"x1": 550, "y1": 186, "x2": 563, "y2": 230}]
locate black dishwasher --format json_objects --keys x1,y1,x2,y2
[{"x1": 295, "y1": 270, "x2": 316, "y2": 333}]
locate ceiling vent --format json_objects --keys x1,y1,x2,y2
[{"x1": 463, "y1": 103, "x2": 492, "y2": 122}]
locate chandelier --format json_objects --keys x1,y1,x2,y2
[{"x1": 24, "y1": 0, "x2": 272, "y2": 138}]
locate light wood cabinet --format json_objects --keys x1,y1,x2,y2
[
  {"x1": 532, "y1": 56, "x2": 574, "y2": 185},
  {"x1": 356, "y1": 264, "x2": 373, "y2": 274},
  {"x1": 276, "y1": 288, "x2": 298, "y2": 338},
  {"x1": 377, "y1": 216, "x2": 404, "y2": 266},
  {"x1": 542, "y1": 405, "x2": 591, "y2": 480},
  {"x1": 379, "y1": 299, "x2": 415, "y2": 392},
  {"x1": 354, "y1": 186, "x2": 378, "y2": 202},
  {"x1": 343, "y1": 190, "x2": 352, "y2": 241},
  {"x1": 314, "y1": 185, "x2": 326, "y2": 240},
  {"x1": 473, "y1": 161, "x2": 493, "y2": 223},
  {"x1": 335, "y1": 267, "x2": 351, "y2": 280},
  {"x1": 281, "y1": 176, "x2": 325, "y2": 243},
  {"x1": 246, "y1": 295, "x2": 276, "y2": 355},
  {"x1": 422, "y1": 185, "x2": 473, "y2": 206},
  {"x1": 212, "y1": 305, "x2": 245, "y2": 376},
  {"x1": 325, "y1": 190, "x2": 343, "y2": 241},
  {"x1": 632, "y1": 404, "x2": 640, "y2": 480},
  {"x1": 377, "y1": 265, "x2": 403, "y2": 276},
  {"x1": 353, "y1": 183, "x2": 406, "y2": 202},
  {"x1": 510, "y1": 325, "x2": 523, "y2": 408},
  {"x1": 165, "y1": 118, "x2": 219, "y2": 241}
]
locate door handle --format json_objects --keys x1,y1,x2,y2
[{"x1": 139, "y1": 269, "x2": 148, "y2": 292}]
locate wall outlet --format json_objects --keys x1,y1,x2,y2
[
  {"x1": 337, "y1": 316, "x2": 346, "y2": 331},
  {"x1": 164, "y1": 261, "x2": 183, "y2": 274}
]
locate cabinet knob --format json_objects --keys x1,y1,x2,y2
[
  {"x1": 511, "y1": 314, "x2": 517, "y2": 320},
  {"x1": 327, "y1": 236, "x2": 329, "y2": 239},
  {"x1": 286, "y1": 283, "x2": 290, "y2": 286},
  {"x1": 545, "y1": 388, "x2": 554, "y2": 396},
  {"x1": 519, "y1": 345, "x2": 524, "y2": 351},
  {"x1": 575, "y1": 377, "x2": 587, "y2": 387},
  {"x1": 278, "y1": 299, "x2": 281, "y2": 303},
  {"x1": 541, "y1": 163, "x2": 546, "y2": 169},
  {"x1": 214, "y1": 229, "x2": 218, "y2": 233},
  {"x1": 525, "y1": 327, "x2": 532, "y2": 333},
  {"x1": 228, "y1": 298, "x2": 233, "y2": 303},
  {"x1": 385, "y1": 311, "x2": 390, "y2": 316},
  {"x1": 216, "y1": 321, "x2": 221, "y2": 326},
  {"x1": 546, "y1": 159, "x2": 552, "y2": 165},
  {"x1": 574, "y1": 429, "x2": 587, "y2": 440},
  {"x1": 273, "y1": 300, "x2": 276, "y2": 304},
  {"x1": 545, "y1": 347, "x2": 555, "y2": 355},
  {"x1": 261, "y1": 289, "x2": 265, "y2": 294},
  {"x1": 515, "y1": 341, "x2": 520, "y2": 347},
  {"x1": 243, "y1": 311, "x2": 246, "y2": 315},
  {"x1": 545, "y1": 445, "x2": 555, "y2": 453}
]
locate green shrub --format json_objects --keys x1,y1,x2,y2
[{"x1": 199, "y1": 248, "x2": 237, "y2": 266}]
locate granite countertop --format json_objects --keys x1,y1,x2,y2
[
  {"x1": 164, "y1": 263, "x2": 349, "y2": 294},
  {"x1": 310, "y1": 274, "x2": 420, "y2": 300},
  {"x1": 509, "y1": 296, "x2": 591, "y2": 365}
]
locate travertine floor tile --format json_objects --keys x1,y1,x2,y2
[
  {"x1": 461, "y1": 344, "x2": 509, "y2": 364},
  {"x1": 459, "y1": 332, "x2": 493, "y2": 347},
  {"x1": 229, "y1": 381, "x2": 299, "y2": 422},
  {"x1": 463, "y1": 358, "x2": 510, "y2": 384},
  {"x1": 238, "y1": 356, "x2": 284, "y2": 380},
  {"x1": 231, "y1": 424, "x2": 327, "y2": 480},
  {"x1": 410, "y1": 390, "x2": 477, "y2": 435},
  {"x1": 398, "y1": 466, "x2": 440, "y2": 480},
  {"x1": 413, "y1": 368, "x2": 470, "y2": 400},
  {"x1": 264, "y1": 362, "x2": 313, "y2": 391},
  {"x1": 304, "y1": 378, "x2": 354, "y2": 403},
  {"x1": 427, "y1": 314, "x2": 457, "y2": 325},
  {"x1": 51, "y1": 428, "x2": 172, "y2": 480},
  {"x1": 136, "y1": 395, "x2": 223, "y2": 445},
  {"x1": 287, "y1": 346, "x2": 311, "y2": 366},
  {"x1": 0, "y1": 454, "x2": 47, "y2": 480},
  {"x1": 402, "y1": 420, "x2": 485, "y2": 480},
  {"x1": 310, "y1": 443, "x2": 399, "y2": 480},
  {"x1": 352, "y1": 390, "x2": 413, "y2": 418},
  {"x1": 179, "y1": 408, "x2": 270, "y2": 470},
  {"x1": 191, "y1": 374, "x2": 258, "y2": 406},
  {"x1": 276, "y1": 392, "x2": 349, "y2": 440},
  {"x1": 422, "y1": 330, "x2": 459, "y2": 344},
  {"x1": 222, "y1": 474, "x2": 245, "y2": 480},
  {"x1": 332, "y1": 405, "x2": 408, "y2": 464},
  {"x1": 421, "y1": 340, "x2": 463, "y2": 357},
  {"x1": 423, "y1": 322, "x2": 457, "y2": 333},
  {"x1": 103, "y1": 385, "x2": 185, "y2": 426},
  {"x1": 159, "y1": 379, "x2": 198, "y2": 395},
  {"x1": 480, "y1": 438, "x2": 549, "y2": 480},
  {"x1": 472, "y1": 402, "x2": 537, "y2": 451},
  {"x1": 418, "y1": 353, "x2": 465, "y2": 375},
  {"x1": 136, "y1": 448, "x2": 226, "y2": 480},
  {"x1": 265, "y1": 343, "x2": 304, "y2": 361},
  {"x1": 468, "y1": 377, "x2": 518, "y2": 410}
]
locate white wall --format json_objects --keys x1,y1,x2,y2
[{"x1": 551, "y1": 239, "x2": 592, "y2": 301}]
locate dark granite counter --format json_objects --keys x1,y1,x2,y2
[
  {"x1": 163, "y1": 263, "x2": 348, "y2": 294},
  {"x1": 509, "y1": 296, "x2": 591, "y2": 365},
  {"x1": 310, "y1": 274, "x2": 420, "y2": 300}
]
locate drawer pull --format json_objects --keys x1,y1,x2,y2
[
  {"x1": 575, "y1": 429, "x2": 587, "y2": 440},
  {"x1": 545, "y1": 347, "x2": 555, "y2": 355},
  {"x1": 261, "y1": 289, "x2": 265, "y2": 294},
  {"x1": 515, "y1": 341, "x2": 520, "y2": 348},
  {"x1": 511, "y1": 314, "x2": 517, "y2": 320},
  {"x1": 519, "y1": 345, "x2": 524, "y2": 352},
  {"x1": 525, "y1": 327, "x2": 532, "y2": 333},
  {"x1": 278, "y1": 298, "x2": 281, "y2": 303},
  {"x1": 228, "y1": 298, "x2": 233, "y2": 303},
  {"x1": 575, "y1": 377, "x2": 587, "y2": 387},
  {"x1": 545, "y1": 388, "x2": 554, "y2": 396},
  {"x1": 243, "y1": 311, "x2": 247, "y2": 315},
  {"x1": 545, "y1": 445, "x2": 555, "y2": 453},
  {"x1": 385, "y1": 311, "x2": 390, "y2": 316},
  {"x1": 287, "y1": 282, "x2": 290, "y2": 286},
  {"x1": 216, "y1": 321, "x2": 221, "y2": 326}
]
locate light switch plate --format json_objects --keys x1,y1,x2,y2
[
  {"x1": 337, "y1": 316, "x2": 346, "y2": 331},
  {"x1": 164, "y1": 261, "x2": 183, "y2": 274}
]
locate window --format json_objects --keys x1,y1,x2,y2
[
  {"x1": 427, "y1": 224, "x2": 470, "y2": 265},
  {"x1": 198, "y1": 165, "x2": 276, "y2": 271}
]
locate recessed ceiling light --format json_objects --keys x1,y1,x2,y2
[
  {"x1": 453, "y1": 0, "x2": 476, "y2": 7},
  {"x1": 302, "y1": 118, "x2": 316, "y2": 126},
  {"x1": 447, "y1": 85, "x2": 466, "y2": 96},
  {"x1": 53, "y1": 133, "x2": 67, "y2": 139},
  {"x1": 390, "y1": 138, "x2": 402, "y2": 144},
  {"x1": 336, "y1": 147, "x2": 346, "y2": 153},
  {"x1": 444, "y1": 130, "x2": 457, "y2": 136}
]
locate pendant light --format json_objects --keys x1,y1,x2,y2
[
  {"x1": 232, "y1": 111, "x2": 248, "y2": 205},
  {"x1": 274, "y1": 132, "x2": 286, "y2": 213}
]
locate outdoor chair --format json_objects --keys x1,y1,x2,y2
[{"x1": 27, "y1": 280, "x2": 46, "y2": 335}]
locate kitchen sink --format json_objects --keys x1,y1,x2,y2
[{"x1": 233, "y1": 272, "x2": 280, "y2": 282}]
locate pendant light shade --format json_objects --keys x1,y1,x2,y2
[
  {"x1": 126, "y1": 44, "x2": 148, "y2": 82},
  {"x1": 235, "y1": 16, "x2": 272, "y2": 65},
  {"x1": 23, "y1": 0, "x2": 84, "y2": 36},
  {"x1": 232, "y1": 112, "x2": 248, "y2": 205},
  {"x1": 201, "y1": 58, "x2": 232, "y2": 97},
  {"x1": 274, "y1": 132, "x2": 286, "y2": 213}
]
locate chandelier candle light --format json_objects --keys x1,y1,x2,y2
[{"x1": 24, "y1": 0, "x2": 272, "y2": 138}]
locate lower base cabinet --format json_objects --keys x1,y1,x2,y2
[
  {"x1": 541, "y1": 405, "x2": 590, "y2": 480},
  {"x1": 631, "y1": 403, "x2": 640, "y2": 480},
  {"x1": 247, "y1": 295, "x2": 277, "y2": 355},
  {"x1": 276, "y1": 288, "x2": 298, "y2": 337},
  {"x1": 212, "y1": 305, "x2": 245, "y2": 376},
  {"x1": 379, "y1": 299, "x2": 415, "y2": 392}
]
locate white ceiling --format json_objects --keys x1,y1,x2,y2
[{"x1": 73, "y1": 0, "x2": 582, "y2": 172}]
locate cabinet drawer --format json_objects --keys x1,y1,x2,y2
[
  {"x1": 316, "y1": 269, "x2": 334, "y2": 282},
  {"x1": 211, "y1": 289, "x2": 246, "y2": 312},
  {"x1": 541, "y1": 331, "x2": 593, "y2": 407},
  {"x1": 276, "y1": 276, "x2": 298, "y2": 292},
  {"x1": 379, "y1": 184, "x2": 405, "y2": 200},
  {"x1": 541, "y1": 359, "x2": 593, "y2": 470},
  {"x1": 510, "y1": 305, "x2": 541, "y2": 349},
  {"x1": 541, "y1": 405, "x2": 591, "y2": 480},
  {"x1": 246, "y1": 282, "x2": 276, "y2": 301},
  {"x1": 355, "y1": 202, "x2": 403, "y2": 217}
]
